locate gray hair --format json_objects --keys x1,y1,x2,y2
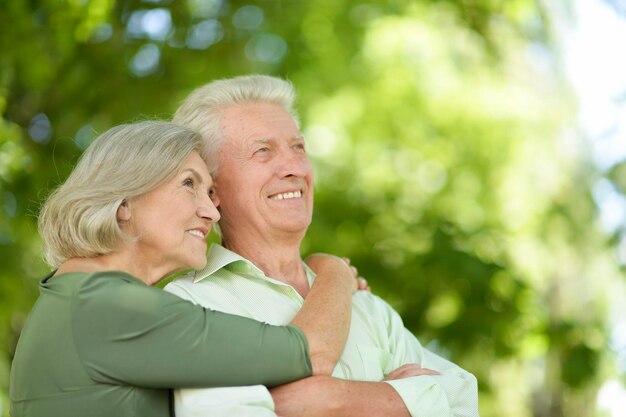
[
  {"x1": 172, "y1": 74, "x2": 299, "y2": 176},
  {"x1": 39, "y1": 121, "x2": 206, "y2": 268}
]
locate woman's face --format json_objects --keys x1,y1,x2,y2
[{"x1": 120, "y1": 151, "x2": 219, "y2": 278}]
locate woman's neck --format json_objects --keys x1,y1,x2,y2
[{"x1": 55, "y1": 253, "x2": 168, "y2": 286}]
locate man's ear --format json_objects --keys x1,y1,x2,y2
[{"x1": 117, "y1": 199, "x2": 131, "y2": 222}]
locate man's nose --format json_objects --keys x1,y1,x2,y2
[{"x1": 277, "y1": 149, "x2": 311, "y2": 178}]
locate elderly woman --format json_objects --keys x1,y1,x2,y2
[{"x1": 9, "y1": 121, "x2": 356, "y2": 417}]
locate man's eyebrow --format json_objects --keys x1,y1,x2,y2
[
  {"x1": 292, "y1": 134, "x2": 305, "y2": 141},
  {"x1": 253, "y1": 137, "x2": 273, "y2": 144}
]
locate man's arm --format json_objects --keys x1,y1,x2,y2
[
  {"x1": 367, "y1": 293, "x2": 480, "y2": 417},
  {"x1": 175, "y1": 386, "x2": 277, "y2": 417},
  {"x1": 270, "y1": 370, "x2": 449, "y2": 417},
  {"x1": 271, "y1": 376, "x2": 409, "y2": 417},
  {"x1": 271, "y1": 293, "x2": 479, "y2": 417}
]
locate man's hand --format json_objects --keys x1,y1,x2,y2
[{"x1": 384, "y1": 363, "x2": 440, "y2": 381}]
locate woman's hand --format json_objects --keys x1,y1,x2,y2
[
  {"x1": 341, "y1": 257, "x2": 371, "y2": 292},
  {"x1": 305, "y1": 254, "x2": 370, "y2": 293},
  {"x1": 356, "y1": 277, "x2": 370, "y2": 292},
  {"x1": 305, "y1": 253, "x2": 357, "y2": 293}
]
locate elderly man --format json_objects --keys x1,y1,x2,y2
[{"x1": 165, "y1": 75, "x2": 479, "y2": 417}]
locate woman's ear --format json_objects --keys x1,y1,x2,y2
[{"x1": 117, "y1": 199, "x2": 131, "y2": 222}]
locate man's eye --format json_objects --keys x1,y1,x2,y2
[
  {"x1": 253, "y1": 147, "x2": 270, "y2": 157},
  {"x1": 293, "y1": 143, "x2": 306, "y2": 152}
]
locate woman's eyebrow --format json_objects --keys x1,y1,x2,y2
[{"x1": 181, "y1": 168, "x2": 205, "y2": 184}]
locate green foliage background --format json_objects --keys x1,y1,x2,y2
[{"x1": 1, "y1": 1, "x2": 625, "y2": 416}]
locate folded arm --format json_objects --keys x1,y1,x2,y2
[
  {"x1": 271, "y1": 376, "x2": 413, "y2": 417},
  {"x1": 272, "y1": 294, "x2": 479, "y2": 417}
]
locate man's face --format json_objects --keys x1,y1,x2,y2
[{"x1": 214, "y1": 102, "x2": 314, "y2": 241}]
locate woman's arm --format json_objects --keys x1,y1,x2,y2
[
  {"x1": 72, "y1": 271, "x2": 347, "y2": 388},
  {"x1": 289, "y1": 254, "x2": 357, "y2": 375}
]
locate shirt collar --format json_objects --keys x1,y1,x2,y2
[
  {"x1": 193, "y1": 244, "x2": 253, "y2": 283},
  {"x1": 193, "y1": 243, "x2": 316, "y2": 286}
]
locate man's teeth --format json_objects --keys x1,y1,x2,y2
[
  {"x1": 188, "y1": 230, "x2": 205, "y2": 238},
  {"x1": 271, "y1": 191, "x2": 302, "y2": 200}
]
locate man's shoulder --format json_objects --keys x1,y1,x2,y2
[
  {"x1": 353, "y1": 289, "x2": 392, "y2": 307},
  {"x1": 164, "y1": 273, "x2": 204, "y2": 303},
  {"x1": 165, "y1": 268, "x2": 253, "y2": 311},
  {"x1": 166, "y1": 273, "x2": 195, "y2": 289},
  {"x1": 352, "y1": 290, "x2": 402, "y2": 320}
]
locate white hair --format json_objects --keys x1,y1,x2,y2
[
  {"x1": 173, "y1": 74, "x2": 299, "y2": 175},
  {"x1": 38, "y1": 121, "x2": 206, "y2": 268}
]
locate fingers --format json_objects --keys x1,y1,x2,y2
[
  {"x1": 383, "y1": 364, "x2": 440, "y2": 381},
  {"x1": 357, "y1": 277, "x2": 371, "y2": 292},
  {"x1": 342, "y1": 257, "x2": 371, "y2": 291},
  {"x1": 307, "y1": 254, "x2": 371, "y2": 291},
  {"x1": 340, "y1": 257, "x2": 359, "y2": 278}
]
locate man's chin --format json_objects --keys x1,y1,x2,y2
[{"x1": 273, "y1": 219, "x2": 312, "y2": 235}]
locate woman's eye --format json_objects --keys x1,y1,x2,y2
[{"x1": 183, "y1": 178, "x2": 195, "y2": 188}]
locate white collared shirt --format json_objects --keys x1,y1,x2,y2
[{"x1": 165, "y1": 244, "x2": 479, "y2": 417}]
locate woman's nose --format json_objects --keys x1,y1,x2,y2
[{"x1": 198, "y1": 195, "x2": 221, "y2": 223}]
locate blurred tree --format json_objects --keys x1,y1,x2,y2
[{"x1": 1, "y1": 1, "x2": 623, "y2": 416}]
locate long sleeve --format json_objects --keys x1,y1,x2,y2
[
  {"x1": 163, "y1": 249, "x2": 480, "y2": 417},
  {"x1": 72, "y1": 272, "x2": 312, "y2": 389},
  {"x1": 166, "y1": 273, "x2": 480, "y2": 417},
  {"x1": 165, "y1": 279, "x2": 280, "y2": 417},
  {"x1": 371, "y1": 295, "x2": 479, "y2": 417},
  {"x1": 174, "y1": 386, "x2": 277, "y2": 417}
]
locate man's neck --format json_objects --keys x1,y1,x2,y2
[{"x1": 222, "y1": 233, "x2": 311, "y2": 297}]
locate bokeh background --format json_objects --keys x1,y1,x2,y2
[{"x1": 2, "y1": 0, "x2": 626, "y2": 416}]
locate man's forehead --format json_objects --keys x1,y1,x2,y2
[
  {"x1": 223, "y1": 133, "x2": 304, "y2": 149},
  {"x1": 251, "y1": 134, "x2": 305, "y2": 144},
  {"x1": 220, "y1": 103, "x2": 300, "y2": 136}
]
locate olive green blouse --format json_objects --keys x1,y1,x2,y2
[{"x1": 10, "y1": 271, "x2": 311, "y2": 417}]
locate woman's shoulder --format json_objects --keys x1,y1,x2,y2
[
  {"x1": 66, "y1": 270, "x2": 160, "y2": 310},
  {"x1": 72, "y1": 271, "x2": 184, "y2": 323},
  {"x1": 44, "y1": 270, "x2": 143, "y2": 285}
]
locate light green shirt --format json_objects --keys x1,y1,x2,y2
[{"x1": 165, "y1": 244, "x2": 479, "y2": 417}]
